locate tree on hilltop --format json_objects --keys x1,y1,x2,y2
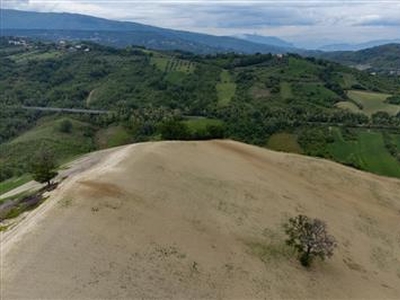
[
  {"x1": 31, "y1": 148, "x2": 58, "y2": 187},
  {"x1": 284, "y1": 214, "x2": 337, "y2": 267}
]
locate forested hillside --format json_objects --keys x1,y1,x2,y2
[{"x1": 1, "y1": 37, "x2": 400, "y2": 182}]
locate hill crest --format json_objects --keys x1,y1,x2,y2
[{"x1": 2, "y1": 140, "x2": 400, "y2": 299}]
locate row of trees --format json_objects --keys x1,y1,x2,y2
[{"x1": 383, "y1": 132, "x2": 400, "y2": 162}]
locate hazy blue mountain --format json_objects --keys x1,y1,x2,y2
[
  {"x1": 235, "y1": 34, "x2": 295, "y2": 49},
  {"x1": 0, "y1": 9, "x2": 288, "y2": 54},
  {"x1": 318, "y1": 39, "x2": 400, "y2": 51}
]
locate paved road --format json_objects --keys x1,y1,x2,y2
[
  {"x1": 21, "y1": 106, "x2": 109, "y2": 114},
  {"x1": 5, "y1": 106, "x2": 110, "y2": 114}
]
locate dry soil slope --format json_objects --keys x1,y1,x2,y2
[{"x1": 1, "y1": 140, "x2": 400, "y2": 299}]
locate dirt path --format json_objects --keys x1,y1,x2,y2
[
  {"x1": 0, "y1": 181, "x2": 42, "y2": 200},
  {"x1": 86, "y1": 88, "x2": 96, "y2": 107}
]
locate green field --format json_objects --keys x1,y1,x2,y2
[
  {"x1": 151, "y1": 57, "x2": 169, "y2": 71},
  {"x1": 0, "y1": 118, "x2": 95, "y2": 177},
  {"x1": 164, "y1": 71, "x2": 187, "y2": 84},
  {"x1": 216, "y1": 70, "x2": 236, "y2": 105},
  {"x1": 267, "y1": 133, "x2": 303, "y2": 154},
  {"x1": 249, "y1": 84, "x2": 270, "y2": 99},
  {"x1": 292, "y1": 83, "x2": 339, "y2": 106},
  {"x1": 333, "y1": 73, "x2": 358, "y2": 90},
  {"x1": 328, "y1": 128, "x2": 400, "y2": 178},
  {"x1": 151, "y1": 56, "x2": 196, "y2": 85},
  {"x1": 335, "y1": 101, "x2": 362, "y2": 113},
  {"x1": 95, "y1": 125, "x2": 132, "y2": 149},
  {"x1": 287, "y1": 57, "x2": 320, "y2": 79},
  {"x1": 346, "y1": 90, "x2": 399, "y2": 116},
  {"x1": 9, "y1": 50, "x2": 63, "y2": 63},
  {"x1": 280, "y1": 82, "x2": 293, "y2": 99}
]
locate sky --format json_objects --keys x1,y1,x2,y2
[{"x1": 2, "y1": 0, "x2": 400, "y2": 48}]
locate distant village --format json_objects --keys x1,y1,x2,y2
[
  {"x1": 7, "y1": 37, "x2": 91, "y2": 53},
  {"x1": 4, "y1": 37, "x2": 400, "y2": 77}
]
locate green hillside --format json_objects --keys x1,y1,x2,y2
[
  {"x1": 0, "y1": 117, "x2": 95, "y2": 181},
  {"x1": 1, "y1": 38, "x2": 400, "y2": 182},
  {"x1": 216, "y1": 70, "x2": 236, "y2": 105}
]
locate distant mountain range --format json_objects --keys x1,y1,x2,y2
[
  {"x1": 0, "y1": 9, "x2": 289, "y2": 54},
  {"x1": 1, "y1": 8, "x2": 399, "y2": 59},
  {"x1": 318, "y1": 39, "x2": 400, "y2": 52},
  {"x1": 314, "y1": 44, "x2": 400, "y2": 74},
  {"x1": 234, "y1": 34, "x2": 295, "y2": 49}
]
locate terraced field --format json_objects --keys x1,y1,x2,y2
[{"x1": 151, "y1": 56, "x2": 195, "y2": 74}]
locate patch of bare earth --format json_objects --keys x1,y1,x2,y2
[{"x1": 1, "y1": 140, "x2": 400, "y2": 299}]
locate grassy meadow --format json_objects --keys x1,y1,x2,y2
[
  {"x1": 9, "y1": 50, "x2": 63, "y2": 63},
  {"x1": 328, "y1": 128, "x2": 400, "y2": 177},
  {"x1": 280, "y1": 82, "x2": 293, "y2": 99},
  {"x1": 347, "y1": 90, "x2": 400, "y2": 116},
  {"x1": 95, "y1": 126, "x2": 132, "y2": 149},
  {"x1": 267, "y1": 133, "x2": 303, "y2": 154},
  {"x1": 216, "y1": 70, "x2": 236, "y2": 105},
  {"x1": 0, "y1": 117, "x2": 95, "y2": 177}
]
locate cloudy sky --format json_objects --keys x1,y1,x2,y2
[{"x1": 3, "y1": 0, "x2": 400, "y2": 47}]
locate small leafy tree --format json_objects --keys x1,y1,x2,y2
[
  {"x1": 284, "y1": 214, "x2": 337, "y2": 267},
  {"x1": 31, "y1": 148, "x2": 58, "y2": 187}
]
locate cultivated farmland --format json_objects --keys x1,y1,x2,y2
[
  {"x1": 151, "y1": 56, "x2": 196, "y2": 74},
  {"x1": 328, "y1": 128, "x2": 400, "y2": 177},
  {"x1": 346, "y1": 90, "x2": 400, "y2": 116}
]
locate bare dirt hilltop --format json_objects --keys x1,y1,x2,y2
[{"x1": 1, "y1": 140, "x2": 400, "y2": 299}]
